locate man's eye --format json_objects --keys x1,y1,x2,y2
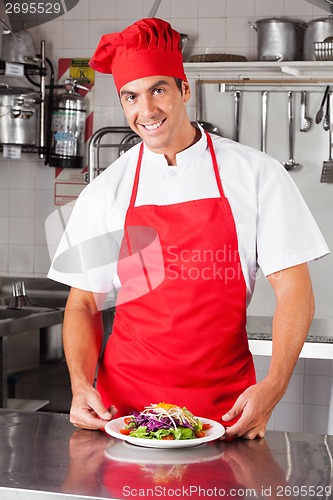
[
  {"x1": 153, "y1": 88, "x2": 164, "y2": 95},
  {"x1": 123, "y1": 94, "x2": 136, "y2": 103}
]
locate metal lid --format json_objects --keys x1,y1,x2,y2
[
  {"x1": 307, "y1": 16, "x2": 333, "y2": 24},
  {"x1": 255, "y1": 17, "x2": 300, "y2": 24}
]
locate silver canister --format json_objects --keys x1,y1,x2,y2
[
  {"x1": 303, "y1": 17, "x2": 333, "y2": 60},
  {"x1": 0, "y1": 85, "x2": 41, "y2": 145},
  {"x1": 251, "y1": 18, "x2": 302, "y2": 61}
]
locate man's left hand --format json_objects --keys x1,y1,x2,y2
[{"x1": 222, "y1": 379, "x2": 279, "y2": 439}]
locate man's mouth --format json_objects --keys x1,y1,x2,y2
[{"x1": 140, "y1": 119, "x2": 165, "y2": 131}]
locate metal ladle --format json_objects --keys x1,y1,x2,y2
[
  {"x1": 196, "y1": 80, "x2": 222, "y2": 136},
  {"x1": 261, "y1": 90, "x2": 268, "y2": 153},
  {"x1": 283, "y1": 91, "x2": 300, "y2": 170},
  {"x1": 300, "y1": 91, "x2": 312, "y2": 132},
  {"x1": 323, "y1": 91, "x2": 331, "y2": 131},
  {"x1": 233, "y1": 90, "x2": 241, "y2": 142}
]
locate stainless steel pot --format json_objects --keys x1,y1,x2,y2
[
  {"x1": 0, "y1": 18, "x2": 37, "y2": 63},
  {"x1": 251, "y1": 18, "x2": 301, "y2": 61},
  {"x1": 0, "y1": 85, "x2": 41, "y2": 145},
  {"x1": 303, "y1": 17, "x2": 333, "y2": 60}
]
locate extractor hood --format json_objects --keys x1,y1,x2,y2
[{"x1": 305, "y1": 0, "x2": 333, "y2": 13}]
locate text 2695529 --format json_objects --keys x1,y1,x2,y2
[{"x1": 5, "y1": 2, "x2": 62, "y2": 14}]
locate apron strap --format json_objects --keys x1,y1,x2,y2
[
  {"x1": 204, "y1": 131, "x2": 226, "y2": 199},
  {"x1": 128, "y1": 142, "x2": 144, "y2": 209},
  {"x1": 129, "y1": 131, "x2": 226, "y2": 208}
]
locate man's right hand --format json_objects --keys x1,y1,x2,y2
[{"x1": 69, "y1": 385, "x2": 117, "y2": 430}]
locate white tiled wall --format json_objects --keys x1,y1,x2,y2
[
  {"x1": 255, "y1": 357, "x2": 333, "y2": 434},
  {"x1": 0, "y1": 0, "x2": 332, "y2": 432}
]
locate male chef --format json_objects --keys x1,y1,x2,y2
[{"x1": 48, "y1": 18, "x2": 329, "y2": 439}]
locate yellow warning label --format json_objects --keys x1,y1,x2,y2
[
  {"x1": 70, "y1": 58, "x2": 95, "y2": 85},
  {"x1": 71, "y1": 59, "x2": 90, "y2": 67}
]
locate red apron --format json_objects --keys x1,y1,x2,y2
[{"x1": 97, "y1": 132, "x2": 256, "y2": 423}]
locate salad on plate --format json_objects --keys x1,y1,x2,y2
[{"x1": 118, "y1": 402, "x2": 212, "y2": 441}]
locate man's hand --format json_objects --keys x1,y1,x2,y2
[
  {"x1": 222, "y1": 379, "x2": 278, "y2": 439},
  {"x1": 70, "y1": 384, "x2": 117, "y2": 430}
]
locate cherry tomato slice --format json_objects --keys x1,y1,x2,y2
[
  {"x1": 195, "y1": 430, "x2": 206, "y2": 438},
  {"x1": 119, "y1": 428, "x2": 132, "y2": 435},
  {"x1": 202, "y1": 423, "x2": 212, "y2": 430}
]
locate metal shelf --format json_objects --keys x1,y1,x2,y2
[
  {"x1": 184, "y1": 61, "x2": 333, "y2": 84},
  {"x1": 0, "y1": 145, "x2": 45, "y2": 154},
  {"x1": 0, "y1": 60, "x2": 43, "y2": 76}
]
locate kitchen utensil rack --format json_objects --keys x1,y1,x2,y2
[{"x1": 86, "y1": 62, "x2": 333, "y2": 183}]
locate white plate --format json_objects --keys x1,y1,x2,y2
[
  {"x1": 104, "y1": 416, "x2": 225, "y2": 449},
  {"x1": 105, "y1": 440, "x2": 224, "y2": 463}
]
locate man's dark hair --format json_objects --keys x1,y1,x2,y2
[{"x1": 174, "y1": 77, "x2": 183, "y2": 95}]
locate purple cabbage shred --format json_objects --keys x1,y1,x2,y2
[{"x1": 129, "y1": 410, "x2": 194, "y2": 432}]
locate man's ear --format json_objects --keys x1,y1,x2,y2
[{"x1": 182, "y1": 81, "x2": 191, "y2": 102}]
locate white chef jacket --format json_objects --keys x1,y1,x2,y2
[{"x1": 47, "y1": 123, "x2": 329, "y2": 305}]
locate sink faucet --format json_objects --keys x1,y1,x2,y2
[{"x1": 8, "y1": 281, "x2": 33, "y2": 309}]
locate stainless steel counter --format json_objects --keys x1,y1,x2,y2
[
  {"x1": 247, "y1": 316, "x2": 333, "y2": 347},
  {"x1": 0, "y1": 409, "x2": 332, "y2": 500}
]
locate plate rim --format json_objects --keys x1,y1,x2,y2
[{"x1": 104, "y1": 415, "x2": 225, "y2": 449}]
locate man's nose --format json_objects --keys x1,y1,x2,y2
[{"x1": 139, "y1": 95, "x2": 156, "y2": 117}]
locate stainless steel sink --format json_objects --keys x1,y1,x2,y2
[
  {"x1": 31, "y1": 296, "x2": 68, "y2": 308},
  {"x1": 8, "y1": 329, "x2": 40, "y2": 375},
  {"x1": 0, "y1": 304, "x2": 65, "y2": 375},
  {"x1": 0, "y1": 278, "x2": 68, "y2": 407},
  {"x1": 0, "y1": 307, "x2": 40, "y2": 375},
  {"x1": 0, "y1": 309, "x2": 36, "y2": 320},
  {"x1": 0, "y1": 276, "x2": 113, "y2": 373},
  {"x1": 0, "y1": 294, "x2": 66, "y2": 365},
  {"x1": 0, "y1": 295, "x2": 67, "y2": 309},
  {"x1": 0, "y1": 279, "x2": 68, "y2": 365},
  {"x1": 0, "y1": 307, "x2": 50, "y2": 334},
  {"x1": 24, "y1": 295, "x2": 67, "y2": 363}
]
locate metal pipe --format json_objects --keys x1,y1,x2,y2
[
  {"x1": 39, "y1": 40, "x2": 46, "y2": 159},
  {"x1": 148, "y1": 0, "x2": 162, "y2": 17},
  {"x1": 44, "y1": 58, "x2": 55, "y2": 165}
]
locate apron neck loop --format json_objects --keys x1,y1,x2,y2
[
  {"x1": 129, "y1": 131, "x2": 225, "y2": 209},
  {"x1": 204, "y1": 131, "x2": 225, "y2": 199}
]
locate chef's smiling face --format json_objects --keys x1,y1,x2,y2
[{"x1": 119, "y1": 75, "x2": 194, "y2": 164}]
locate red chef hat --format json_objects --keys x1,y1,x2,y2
[{"x1": 89, "y1": 18, "x2": 187, "y2": 92}]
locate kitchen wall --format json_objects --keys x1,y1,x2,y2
[{"x1": 1, "y1": 0, "x2": 333, "y2": 433}]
